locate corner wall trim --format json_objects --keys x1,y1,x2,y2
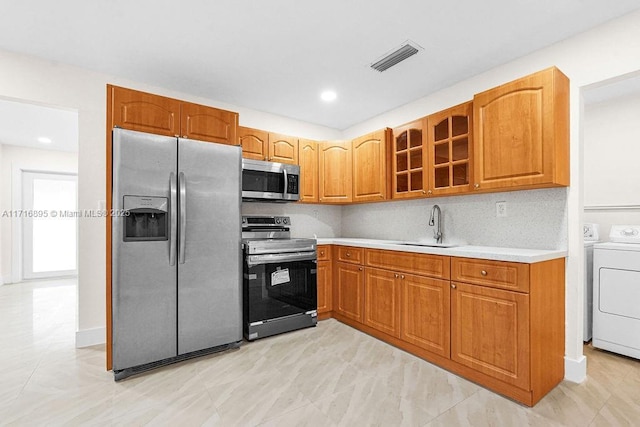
[
  {"x1": 564, "y1": 354, "x2": 587, "y2": 383},
  {"x1": 75, "y1": 327, "x2": 106, "y2": 348}
]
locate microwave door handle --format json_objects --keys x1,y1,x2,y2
[
  {"x1": 169, "y1": 172, "x2": 177, "y2": 266},
  {"x1": 283, "y1": 168, "x2": 288, "y2": 196},
  {"x1": 178, "y1": 172, "x2": 186, "y2": 264}
]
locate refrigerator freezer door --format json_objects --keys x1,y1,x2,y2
[
  {"x1": 112, "y1": 129, "x2": 178, "y2": 370},
  {"x1": 177, "y1": 138, "x2": 242, "y2": 355}
]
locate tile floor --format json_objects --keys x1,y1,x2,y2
[{"x1": 1, "y1": 279, "x2": 639, "y2": 426}]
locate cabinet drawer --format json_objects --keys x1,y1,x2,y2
[
  {"x1": 451, "y1": 258, "x2": 529, "y2": 292},
  {"x1": 365, "y1": 249, "x2": 450, "y2": 279},
  {"x1": 336, "y1": 246, "x2": 364, "y2": 264},
  {"x1": 317, "y1": 245, "x2": 332, "y2": 261}
]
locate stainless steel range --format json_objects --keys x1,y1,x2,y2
[{"x1": 242, "y1": 215, "x2": 317, "y2": 340}]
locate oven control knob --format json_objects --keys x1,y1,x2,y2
[
  {"x1": 283, "y1": 218, "x2": 289, "y2": 224},
  {"x1": 276, "y1": 218, "x2": 282, "y2": 224}
]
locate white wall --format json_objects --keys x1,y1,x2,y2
[
  {"x1": 0, "y1": 144, "x2": 78, "y2": 284},
  {"x1": 583, "y1": 93, "x2": 640, "y2": 239}
]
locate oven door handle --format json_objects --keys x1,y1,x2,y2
[{"x1": 246, "y1": 251, "x2": 316, "y2": 267}]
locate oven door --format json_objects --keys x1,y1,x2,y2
[{"x1": 244, "y1": 251, "x2": 317, "y2": 325}]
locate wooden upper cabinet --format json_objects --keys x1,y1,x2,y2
[
  {"x1": 180, "y1": 102, "x2": 238, "y2": 145},
  {"x1": 352, "y1": 129, "x2": 390, "y2": 203},
  {"x1": 319, "y1": 141, "x2": 352, "y2": 203},
  {"x1": 109, "y1": 85, "x2": 180, "y2": 136},
  {"x1": 392, "y1": 119, "x2": 428, "y2": 199},
  {"x1": 473, "y1": 67, "x2": 569, "y2": 191},
  {"x1": 239, "y1": 126, "x2": 269, "y2": 160},
  {"x1": 299, "y1": 139, "x2": 319, "y2": 203},
  {"x1": 268, "y1": 133, "x2": 298, "y2": 164},
  {"x1": 427, "y1": 102, "x2": 473, "y2": 196},
  {"x1": 108, "y1": 85, "x2": 239, "y2": 145}
]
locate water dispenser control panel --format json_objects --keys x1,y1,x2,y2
[{"x1": 123, "y1": 195, "x2": 168, "y2": 241}]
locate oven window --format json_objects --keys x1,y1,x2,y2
[
  {"x1": 242, "y1": 169, "x2": 284, "y2": 193},
  {"x1": 244, "y1": 259, "x2": 317, "y2": 323}
]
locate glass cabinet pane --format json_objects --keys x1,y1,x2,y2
[
  {"x1": 409, "y1": 129, "x2": 422, "y2": 148},
  {"x1": 396, "y1": 131, "x2": 407, "y2": 151},
  {"x1": 452, "y1": 138, "x2": 468, "y2": 161},
  {"x1": 410, "y1": 148, "x2": 422, "y2": 169},
  {"x1": 396, "y1": 174, "x2": 408, "y2": 192},
  {"x1": 410, "y1": 171, "x2": 423, "y2": 191},
  {"x1": 434, "y1": 119, "x2": 448, "y2": 141},
  {"x1": 452, "y1": 116, "x2": 468, "y2": 137},
  {"x1": 453, "y1": 163, "x2": 468, "y2": 186},
  {"x1": 434, "y1": 143, "x2": 449, "y2": 165},
  {"x1": 434, "y1": 167, "x2": 449, "y2": 188},
  {"x1": 397, "y1": 152, "x2": 408, "y2": 172}
]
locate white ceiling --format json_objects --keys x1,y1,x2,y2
[{"x1": 1, "y1": 1, "x2": 640, "y2": 131}]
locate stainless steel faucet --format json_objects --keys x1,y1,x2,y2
[{"x1": 429, "y1": 204, "x2": 442, "y2": 244}]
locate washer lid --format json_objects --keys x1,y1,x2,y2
[{"x1": 610, "y1": 225, "x2": 640, "y2": 243}]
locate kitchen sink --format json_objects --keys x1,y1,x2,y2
[{"x1": 398, "y1": 242, "x2": 458, "y2": 248}]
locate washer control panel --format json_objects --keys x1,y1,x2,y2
[{"x1": 610, "y1": 225, "x2": 640, "y2": 243}]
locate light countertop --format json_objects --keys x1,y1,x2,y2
[{"x1": 315, "y1": 238, "x2": 567, "y2": 264}]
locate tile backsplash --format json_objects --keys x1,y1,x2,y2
[{"x1": 243, "y1": 187, "x2": 568, "y2": 250}]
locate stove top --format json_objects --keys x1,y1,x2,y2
[{"x1": 242, "y1": 215, "x2": 316, "y2": 254}]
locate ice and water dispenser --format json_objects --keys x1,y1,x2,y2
[{"x1": 123, "y1": 196, "x2": 168, "y2": 241}]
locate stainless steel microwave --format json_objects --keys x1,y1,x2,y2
[{"x1": 241, "y1": 159, "x2": 300, "y2": 202}]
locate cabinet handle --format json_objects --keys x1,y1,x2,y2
[
  {"x1": 394, "y1": 273, "x2": 399, "y2": 278},
  {"x1": 358, "y1": 267, "x2": 363, "y2": 271},
  {"x1": 474, "y1": 183, "x2": 480, "y2": 189},
  {"x1": 401, "y1": 274, "x2": 405, "y2": 279},
  {"x1": 451, "y1": 284, "x2": 456, "y2": 289},
  {"x1": 427, "y1": 190, "x2": 432, "y2": 195},
  {"x1": 320, "y1": 251, "x2": 325, "y2": 256},
  {"x1": 422, "y1": 190, "x2": 426, "y2": 194},
  {"x1": 481, "y1": 270, "x2": 487, "y2": 276},
  {"x1": 346, "y1": 253, "x2": 351, "y2": 257}
]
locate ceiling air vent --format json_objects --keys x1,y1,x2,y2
[{"x1": 370, "y1": 41, "x2": 422, "y2": 72}]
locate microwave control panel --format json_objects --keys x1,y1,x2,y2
[{"x1": 287, "y1": 174, "x2": 298, "y2": 194}]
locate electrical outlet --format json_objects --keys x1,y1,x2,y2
[{"x1": 496, "y1": 201, "x2": 507, "y2": 217}]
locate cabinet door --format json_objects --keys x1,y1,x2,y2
[
  {"x1": 352, "y1": 129, "x2": 388, "y2": 202},
  {"x1": 317, "y1": 260, "x2": 332, "y2": 315},
  {"x1": 334, "y1": 262, "x2": 363, "y2": 322},
  {"x1": 473, "y1": 67, "x2": 569, "y2": 191},
  {"x1": 239, "y1": 127, "x2": 268, "y2": 160},
  {"x1": 427, "y1": 102, "x2": 473, "y2": 196},
  {"x1": 392, "y1": 119, "x2": 428, "y2": 199},
  {"x1": 401, "y1": 274, "x2": 450, "y2": 357},
  {"x1": 451, "y1": 282, "x2": 530, "y2": 390},
  {"x1": 108, "y1": 85, "x2": 180, "y2": 136},
  {"x1": 364, "y1": 268, "x2": 400, "y2": 337},
  {"x1": 268, "y1": 133, "x2": 298, "y2": 164},
  {"x1": 299, "y1": 139, "x2": 319, "y2": 203},
  {"x1": 180, "y1": 102, "x2": 238, "y2": 145},
  {"x1": 319, "y1": 141, "x2": 353, "y2": 203}
]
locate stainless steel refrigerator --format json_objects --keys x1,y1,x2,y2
[{"x1": 111, "y1": 128, "x2": 242, "y2": 380}]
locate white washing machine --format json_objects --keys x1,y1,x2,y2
[
  {"x1": 583, "y1": 222, "x2": 599, "y2": 342},
  {"x1": 592, "y1": 225, "x2": 640, "y2": 359}
]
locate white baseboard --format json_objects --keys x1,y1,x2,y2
[
  {"x1": 75, "y1": 327, "x2": 106, "y2": 348},
  {"x1": 564, "y1": 354, "x2": 587, "y2": 383},
  {"x1": 1, "y1": 275, "x2": 10, "y2": 286}
]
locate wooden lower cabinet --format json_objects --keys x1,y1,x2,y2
[
  {"x1": 325, "y1": 247, "x2": 565, "y2": 407},
  {"x1": 316, "y1": 245, "x2": 332, "y2": 318},
  {"x1": 401, "y1": 274, "x2": 451, "y2": 358},
  {"x1": 364, "y1": 268, "x2": 401, "y2": 338},
  {"x1": 334, "y1": 261, "x2": 364, "y2": 322},
  {"x1": 451, "y1": 282, "x2": 530, "y2": 390}
]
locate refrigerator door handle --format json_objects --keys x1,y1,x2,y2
[
  {"x1": 169, "y1": 172, "x2": 177, "y2": 266},
  {"x1": 178, "y1": 172, "x2": 187, "y2": 264}
]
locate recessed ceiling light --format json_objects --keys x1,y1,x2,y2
[
  {"x1": 37, "y1": 137, "x2": 52, "y2": 144},
  {"x1": 320, "y1": 90, "x2": 337, "y2": 102}
]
